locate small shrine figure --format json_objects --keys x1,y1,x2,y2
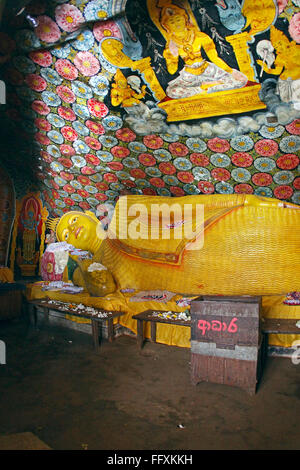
[{"x1": 110, "y1": 69, "x2": 147, "y2": 108}]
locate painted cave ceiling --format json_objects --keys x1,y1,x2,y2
[{"x1": 0, "y1": 0, "x2": 299, "y2": 218}]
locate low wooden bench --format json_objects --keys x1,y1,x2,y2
[
  {"x1": 261, "y1": 317, "x2": 300, "y2": 348},
  {"x1": 26, "y1": 298, "x2": 125, "y2": 351},
  {"x1": 132, "y1": 310, "x2": 191, "y2": 349}
]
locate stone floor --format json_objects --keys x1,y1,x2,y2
[{"x1": 0, "y1": 314, "x2": 299, "y2": 452}]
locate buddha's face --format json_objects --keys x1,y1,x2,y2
[
  {"x1": 163, "y1": 11, "x2": 187, "y2": 33},
  {"x1": 56, "y1": 211, "x2": 98, "y2": 251}
]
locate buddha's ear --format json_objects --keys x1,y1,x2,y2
[{"x1": 85, "y1": 210, "x2": 100, "y2": 224}]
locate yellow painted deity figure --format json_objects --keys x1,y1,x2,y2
[
  {"x1": 257, "y1": 26, "x2": 300, "y2": 103},
  {"x1": 110, "y1": 69, "x2": 147, "y2": 107},
  {"x1": 19, "y1": 202, "x2": 40, "y2": 264},
  {"x1": 241, "y1": 0, "x2": 277, "y2": 36},
  {"x1": 154, "y1": 1, "x2": 248, "y2": 98}
]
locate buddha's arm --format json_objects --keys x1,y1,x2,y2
[{"x1": 163, "y1": 44, "x2": 179, "y2": 75}]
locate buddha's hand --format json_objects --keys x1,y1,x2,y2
[
  {"x1": 256, "y1": 59, "x2": 268, "y2": 72},
  {"x1": 80, "y1": 261, "x2": 116, "y2": 297}
]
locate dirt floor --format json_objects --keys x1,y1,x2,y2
[{"x1": 0, "y1": 314, "x2": 299, "y2": 452}]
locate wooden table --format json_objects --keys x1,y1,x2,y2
[
  {"x1": 26, "y1": 298, "x2": 125, "y2": 351},
  {"x1": 132, "y1": 310, "x2": 191, "y2": 349}
]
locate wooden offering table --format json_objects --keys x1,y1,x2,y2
[
  {"x1": 26, "y1": 298, "x2": 125, "y2": 351},
  {"x1": 132, "y1": 310, "x2": 191, "y2": 349}
]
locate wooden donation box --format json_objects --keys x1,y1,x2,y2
[{"x1": 190, "y1": 296, "x2": 264, "y2": 395}]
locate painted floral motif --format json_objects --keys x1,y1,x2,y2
[
  {"x1": 55, "y1": 4, "x2": 84, "y2": 32},
  {"x1": 190, "y1": 153, "x2": 210, "y2": 166},
  {"x1": 128, "y1": 141, "x2": 147, "y2": 153},
  {"x1": 73, "y1": 30, "x2": 95, "y2": 51},
  {"x1": 158, "y1": 162, "x2": 176, "y2": 175},
  {"x1": 254, "y1": 187, "x2": 273, "y2": 197},
  {"x1": 153, "y1": 149, "x2": 172, "y2": 162},
  {"x1": 285, "y1": 119, "x2": 300, "y2": 135},
  {"x1": 84, "y1": 1, "x2": 110, "y2": 21},
  {"x1": 71, "y1": 80, "x2": 93, "y2": 99},
  {"x1": 177, "y1": 172, "x2": 194, "y2": 183},
  {"x1": 89, "y1": 75, "x2": 109, "y2": 97},
  {"x1": 74, "y1": 51, "x2": 100, "y2": 76},
  {"x1": 26, "y1": 74, "x2": 47, "y2": 92},
  {"x1": 254, "y1": 139, "x2": 278, "y2": 156},
  {"x1": 259, "y1": 125, "x2": 285, "y2": 139},
  {"x1": 186, "y1": 137, "x2": 207, "y2": 153},
  {"x1": 32, "y1": 100, "x2": 50, "y2": 115},
  {"x1": 215, "y1": 182, "x2": 234, "y2": 194},
  {"x1": 230, "y1": 135, "x2": 254, "y2": 152},
  {"x1": 231, "y1": 152, "x2": 253, "y2": 167},
  {"x1": 207, "y1": 137, "x2": 230, "y2": 153},
  {"x1": 211, "y1": 168, "x2": 231, "y2": 181},
  {"x1": 273, "y1": 170, "x2": 295, "y2": 184},
  {"x1": 234, "y1": 183, "x2": 253, "y2": 194},
  {"x1": 288, "y1": 12, "x2": 300, "y2": 42},
  {"x1": 198, "y1": 181, "x2": 215, "y2": 194},
  {"x1": 99, "y1": 135, "x2": 118, "y2": 147},
  {"x1": 173, "y1": 157, "x2": 192, "y2": 171},
  {"x1": 48, "y1": 113, "x2": 65, "y2": 128},
  {"x1": 35, "y1": 16, "x2": 61, "y2": 43},
  {"x1": 56, "y1": 85, "x2": 76, "y2": 103},
  {"x1": 274, "y1": 185, "x2": 294, "y2": 199},
  {"x1": 41, "y1": 91, "x2": 61, "y2": 107},
  {"x1": 58, "y1": 106, "x2": 76, "y2": 121},
  {"x1": 85, "y1": 120, "x2": 105, "y2": 135},
  {"x1": 138, "y1": 153, "x2": 156, "y2": 166},
  {"x1": 252, "y1": 173, "x2": 273, "y2": 186},
  {"x1": 116, "y1": 128, "x2": 137, "y2": 142},
  {"x1": 231, "y1": 168, "x2": 251, "y2": 183},
  {"x1": 93, "y1": 19, "x2": 122, "y2": 42},
  {"x1": 29, "y1": 50, "x2": 52, "y2": 67},
  {"x1": 143, "y1": 135, "x2": 164, "y2": 150},
  {"x1": 55, "y1": 59, "x2": 78, "y2": 80},
  {"x1": 102, "y1": 115, "x2": 122, "y2": 131},
  {"x1": 253, "y1": 157, "x2": 276, "y2": 172},
  {"x1": 276, "y1": 154, "x2": 299, "y2": 169},
  {"x1": 279, "y1": 135, "x2": 300, "y2": 153},
  {"x1": 51, "y1": 43, "x2": 71, "y2": 59},
  {"x1": 210, "y1": 153, "x2": 231, "y2": 168}
]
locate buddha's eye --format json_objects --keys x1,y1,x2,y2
[
  {"x1": 62, "y1": 229, "x2": 69, "y2": 241},
  {"x1": 71, "y1": 216, "x2": 78, "y2": 224}
]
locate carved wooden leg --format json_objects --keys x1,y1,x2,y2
[
  {"x1": 150, "y1": 321, "x2": 156, "y2": 343},
  {"x1": 91, "y1": 319, "x2": 100, "y2": 351},
  {"x1": 107, "y1": 318, "x2": 114, "y2": 342}
]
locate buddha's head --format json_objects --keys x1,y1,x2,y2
[
  {"x1": 53, "y1": 210, "x2": 105, "y2": 254},
  {"x1": 160, "y1": 5, "x2": 189, "y2": 34}
]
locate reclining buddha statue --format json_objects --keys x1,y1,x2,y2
[{"x1": 49, "y1": 194, "x2": 300, "y2": 297}]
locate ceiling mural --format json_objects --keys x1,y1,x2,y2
[{"x1": 0, "y1": 0, "x2": 299, "y2": 217}]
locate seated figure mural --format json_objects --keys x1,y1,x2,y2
[{"x1": 156, "y1": 1, "x2": 248, "y2": 98}]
